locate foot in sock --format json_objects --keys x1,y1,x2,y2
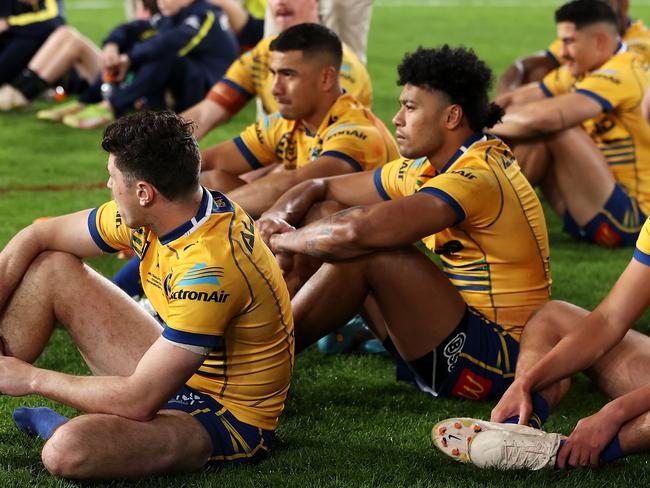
[{"x1": 13, "y1": 407, "x2": 69, "y2": 440}]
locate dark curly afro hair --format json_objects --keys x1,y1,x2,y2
[{"x1": 397, "y1": 45, "x2": 504, "y2": 131}]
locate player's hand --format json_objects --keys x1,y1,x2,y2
[
  {"x1": 490, "y1": 377, "x2": 533, "y2": 425},
  {"x1": 114, "y1": 54, "x2": 130, "y2": 82},
  {"x1": 556, "y1": 408, "x2": 621, "y2": 469},
  {"x1": 101, "y1": 43, "x2": 121, "y2": 71},
  {"x1": 0, "y1": 18, "x2": 8, "y2": 33},
  {"x1": 256, "y1": 216, "x2": 295, "y2": 248},
  {"x1": 0, "y1": 344, "x2": 35, "y2": 397}
]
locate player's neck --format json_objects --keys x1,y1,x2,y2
[
  {"x1": 428, "y1": 128, "x2": 477, "y2": 172},
  {"x1": 301, "y1": 90, "x2": 341, "y2": 134},
  {"x1": 147, "y1": 186, "x2": 204, "y2": 238}
]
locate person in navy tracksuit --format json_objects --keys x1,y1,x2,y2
[
  {"x1": 0, "y1": 0, "x2": 65, "y2": 85},
  {"x1": 88, "y1": 0, "x2": 238, "y2": 116}
]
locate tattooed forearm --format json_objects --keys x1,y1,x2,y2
[{"x1": 272, "y1": 206, "x2": 369, "y2": 260}]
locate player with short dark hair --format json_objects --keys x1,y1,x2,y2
[
  {"x1": 200, "y1": 22, "x2": 398, "y2": 219},
  {"x1": 256, "y1": 45, "x2": 552, "y2": 405},
  {"x1": 490, "y1": 0, "x2": 650, "y2": 248},
  {"x1": 495, "y1": 0, "x2": 650, "y2": 97},
  {"x1": 181, "y1": 0, "x2": 372, "y2": 140},
  {"x1": 0, "y1": 110, "x2": 293, "y2": 479}
]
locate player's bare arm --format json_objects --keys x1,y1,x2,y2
[
  {"x1": 495, "y1": 53, "x2": 557, "y2": 98},
  {"x1": 228, "y1": 155, "x2": 362, "y2": 218},
  {"x1": 0, "y1": 211, "x2": 103, "y2": 309},
  {"x1": 199, "y1": 139, "x2": 256, "y2": 191},
  {"x1": 269, "y1": 191, "x2": 457, "y2": 261},
  {"x1": 258, "y1": 170, "x2": 382, "y2": 243},
  {"x1": 182, "y1": 98, "x2": 233, "y2": 140},
  {"x1": 0, "y1": 337, "x2": 206, "y2": 421},
  {"x1": 494, "y1": 82, "x2": 547, "y2": 110},
  {"x1": 492, "y1": 257, "x2": 650, "y2": 423},
  {"x1": 489, "y1": 92, "x2": 602, "y2": 139}
]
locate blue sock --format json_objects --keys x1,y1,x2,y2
[
  {"x1": 112, "y1": 256, "x2": 143, "y2": 297},
  {"x1": 600, "y1": 435, "x2": 624, "y2": 463},
  {"x1": 12, "y1": 407, "x2": 69, "y2": 440},
  {"x1": 503, "y1": 393, "x2": 550, "y2": 429}
]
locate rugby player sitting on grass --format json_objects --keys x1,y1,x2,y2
[
  {"x1": 0, "y1": 111, "x2": 293, "y2": 480},
  {"x1": 490, "y1": 0, "x2": 650, "y2": 248},
  {"x1": 256, "y1": 45, "x2": 554, "y2": 407}
]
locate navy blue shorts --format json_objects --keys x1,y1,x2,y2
[
  {"x1": 164, "y1": 385, "x2": 274, "y2": 468},
  {"x1": 564, "y1": 184, "x2": 646, "y2": 248},
  {"x1": 400, "y1": 308, "x2": 519, "y2": 401}
]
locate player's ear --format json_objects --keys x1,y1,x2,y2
[
  {"x1": 445, "y1": 104, "x2": 463, "y2": 129},
  {"x1": 136, "y1": 181, "x2": 155, "y2": 206},
  {"x1": 321, "y1": 65, "x2": 338, "y2": 91}
]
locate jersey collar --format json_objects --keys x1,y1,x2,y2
[
  {"x1": 440, "y1": 133, "x2": 487, "y2": 174},
  {"x1": 159, "y1": 188, "x2": 213, "y2": 245},
  {"x1": 615, "y1": 41, "x2": 628, "y2": 55}
]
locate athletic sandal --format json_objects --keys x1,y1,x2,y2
[
  {"x1": 37, "y1": 101, "x2": 85, "y2": 122},
  {"x1": 62, "y1": 103, "x2": 114, "y2": 129},
  {"x1": 0, "y1": 84, "x2": 29, "y2": 111},
  {"x1": 432, "y1": 417, "x2": 563, "y2": 470}
]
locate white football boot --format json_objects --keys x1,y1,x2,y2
[{"x1": 432, "y1": 417, "x2": 564, "y2": 470}]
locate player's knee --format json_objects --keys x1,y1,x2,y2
[
  {"x1": 41, "y1": 427, "x2": 88, "y2": 478},
  {"x1": 28, "y1": 251, "x2": 83, "y2": 283}
]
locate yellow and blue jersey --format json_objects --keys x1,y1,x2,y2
[
  {"x1": 547, "y1": 19, "x2": 650, "y2": 65},
  {"x1": 374, "y1": 134, "x2": 551, "y2": 339},
  {"x1": 87, "y1": 189, "x2": 294, "y2": 431},
  {"x1": 634, "y1": 218, "x2": 650, "y2": 264},
  {"x1": 234, "y1": 93, "x2": 399, "y2": 171},
  {"x1": 3, "y1": 0, "x2": 64, "y2": 35},
  {"x1": 541, "y1": 45, "x2": 650, "y2": 215},
  {"x1": 206, "y1": 35, "x2": 373, "y2": 114}
]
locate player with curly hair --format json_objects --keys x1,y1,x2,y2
[{"x1": 256, "y1": 45, "x2": 553, "y2": 407}]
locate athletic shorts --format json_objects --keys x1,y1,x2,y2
[
  {"x1": 390, "y1": 308, "x2": 519, "y2": 401},
  {"x1": 564, "y1": 184, "x2": 646, "y2": 248},
  {"x1": 164, "y1": 385, "x2": 274, "y2": 468}
]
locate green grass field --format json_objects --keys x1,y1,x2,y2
[{"x1": 2, "y1": 0, "x2": 650, "y2": 486}]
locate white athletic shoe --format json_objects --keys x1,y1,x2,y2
[
  {"x1": 432, "y1": 417, "x2": 563, "y2": 470},
  {"x1": 0, "y1": 84, "x2": 29, "y2": 111}
]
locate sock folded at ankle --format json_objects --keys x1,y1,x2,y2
[
  {"x1": 12, "y1": 407, "x2": 69, "y2": 440},
  {"x1": 11, "y1": 68, "x2": 47, "y2": 101},
  {"x1": 503, "y1": 392, "x2": 550, "y2": 429}
]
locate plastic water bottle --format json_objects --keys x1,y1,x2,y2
[{"x1": 100, "y1": 71, "x2": 117, "y2": 101}]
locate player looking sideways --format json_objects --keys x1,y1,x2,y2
[
  {"x1": 256, "y1": 45, "x2": 552, "y2": 404},
  {"x1": 0, "y1": 111, "x2": 293, "y2": 479},
  {"x1": 489, "y1": 0, "x2": 650, "y2": 248}
]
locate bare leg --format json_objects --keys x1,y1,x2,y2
[
  {"x1": 29, "y1": 27, "x2": 101, "y2": 84},
  {"x1": 293, "y1": 247, "x2": 466, "y2": 358},
  {"x1": 510, "y1": 139, "x2": 552, "y2": 186},
  {"x1": 2, "y1": 252, "x2": 213, "y2": 478},
  {"x1": 41, "y1": 410, "x2": 211, "y2": 479},
  {"x1": 509, "y1": 301, "x2": 581, "y2": 407},
  {"x1": 0, "y1": 251, "x2": 161, "y2": 375},
  {"x1": 543, "y1": 127, "x2": 616, "y2": 226}
]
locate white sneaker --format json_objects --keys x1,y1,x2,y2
[
  {"x1": 432, "y1": 417, "x2": 563, "y2": 470},
  {"x1": 0, "y1": 84, "x2": 29, "y2": 111}
]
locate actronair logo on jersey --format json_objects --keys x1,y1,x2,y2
[{"x1": 167, "y1": 263, "x2": 230, "y2": 303}]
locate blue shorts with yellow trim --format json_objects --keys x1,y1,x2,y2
[
  {"x1": 395, "y1": 308, "x2": 519, "y2": 401},
  {"x1": 564, "y1": 184, "x2": 646, "y2": 248},
  {"x1": 164, "y1": 385, "x2": 274, "y2": 468}
]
